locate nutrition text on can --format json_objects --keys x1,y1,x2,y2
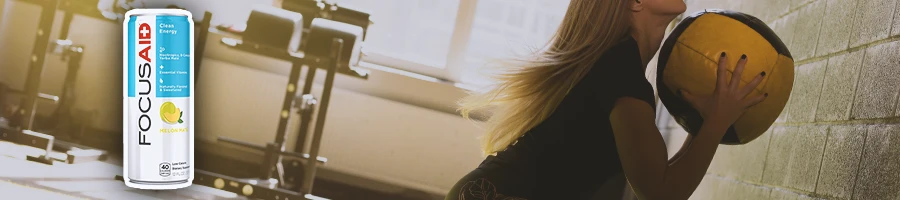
[{"x1": 122, "y1": 9, "x2": 194, "y2": 190}]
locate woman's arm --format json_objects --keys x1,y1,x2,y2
[
  {"x1": 609, "y1": 53, "x2": 766, "y2": 200},
  {"x1": 610, "y1": 99, "x2": 728, "y2": 200}
]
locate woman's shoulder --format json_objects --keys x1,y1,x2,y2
[
  {"x1": 585, "y1": 38, "x2": 642, "y2": 77},
  {"x1": 582, "y1": 38, "x2": 656, "y2": 107},
  {"x1": 586, "y1": 39, "x2": 645, "y2": 82}
]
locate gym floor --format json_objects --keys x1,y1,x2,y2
[
  {"x1": 0, "y1": 139, "x2": 435, "y2": 200},
  {"x1": 0, "y1": 140, "x2": 242, "y2": 200}
]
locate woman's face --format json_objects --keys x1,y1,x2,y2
[{"x1": 639, "y1": 0, "x2": 687, "y2": 16}]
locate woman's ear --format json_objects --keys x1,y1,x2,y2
[{"x1": 631, "y1": 0, "x2": 643, "y2": 12}]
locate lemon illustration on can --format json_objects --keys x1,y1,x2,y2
[{"x1": 160, "y1": 102, "x2": 183, "y2": 124}]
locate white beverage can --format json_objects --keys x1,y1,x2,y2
[{"x1": 123, "y1": 9, "x2": 194, "y2": 190}]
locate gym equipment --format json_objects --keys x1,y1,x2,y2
[
  {"x1": 281, "y1": 0, "x2": 372, "y2": 40},
  {"x1": 219, "y1": 0, "x2": 373, "y2": 72},
  {"x1": 1, "y1": 0, "x2": 100, "y2": 165},
  {"x1": 306, "y1": 18, "x2": 364, "y2": 70},
  {"x1": 283, "y1": 0, "x2": 371, "y2": 68},
  {"x1": 5, "y1": 0, "x2": 367, "y2": 199},
  {"x1": 656, "y1": 9, "x2": 794, "y2": 144},
  {"x1": 198, "y1": 4, "x2": 368, "y2": 198},
  {"x1": 244, "y1": 5, "x2": 306, "y2": 53}
]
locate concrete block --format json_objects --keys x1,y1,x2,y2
[
  {"x1": 893, "y1": 0, "x2": 900, "y2": 37},
  {"x1": 685, "y1": 0, "x2": 738, "y2": 17},
  {"x1": 851, "y1": 41, "x2": 900, "y2": 119},
  {"x1": 665, "y1": 128, "x2": 690, "y2": 159},
  {"x1": 791, "y1": 0, "x2": 815, "y2": 11},
  {"x1": 772, "y1": 12, "x2": 800, "y2": 52},
  {"x1": 815, "y1": 125, "x2": 866, "y2": 199},
  {"x1": 668, "y1": 117, "x2": 682, "y2": 130},
  {"x1": 691, "y1": 175, "x2": 771, "y2": 200},
  {"x1": 690, "y1": 175, "x2": 721, "y2": 200},
  {"x1": 684, "y1": 0, "x2": 740, "y2": 15},
  {"x1": 708, "y1": 127, "x2": 772, "y2": 182},
  {"x1": 770, "y1": 189, "x2": 821, "y2": 200},
  {"x1": 763, "y1": 126, "x2": 827, "y2": 192},
  {"x1": 684, "y1": 2, "x2": 705, "y2": 19},
  {"x1": 713, "y1": 178, "x2": 771, "y2": 200},
  {"x1": 791, "y1": 0, "x2": 826, "y2": 61},
  {"x1": 786, "y1": 60, "x2": 827, "y2": 123},
  {"x1": 853, "y1": 125, "x2": 900, "y2": 200},
  {"x1": 814, "y1": 0, "x2": 860, "y2": 57},
  {"x1": 848, "y1": 0, "x2": 897, "y2": 47},
  {"x1": 815, "y1": 50, "x2": 865, "y2": 121},
  {"x1": 661, "y1": 106, "x2": 682, "y2": 129},
  {"x1": 776, "y1": 109, "x2": 789, "y2": 123},
  {"x1": 725, "y1": 0, "x2": 743, "y2": 13},
  {"x1": 742, "y1": 0, "x2": 791, "y2": 23}
]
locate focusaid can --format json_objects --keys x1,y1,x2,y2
[{"x1": 123, "y1": 9, "x2": 194, "y2": 190}]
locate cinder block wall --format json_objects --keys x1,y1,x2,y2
[{"x1": 659, "y1": 0, "x2": 900, "y2": 199}]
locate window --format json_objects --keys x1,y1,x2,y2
[
  {"x1": 460, "y1": 0, "x2": 570, "y2": 86},
  {"x1": 178, "y1": 0, "x2": 570, "y2": 85},
  {"x1": 141, "y1": 0, "x2": 276, "y2": 26},
  {"x1": 332, "y1": 0, "x2": 570, "y2": 86},
  {"x1": 329, "y1": 0, "x2": 462, "y2": 80}
]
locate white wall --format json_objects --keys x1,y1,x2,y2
[{"x1": 0, "y1": 1, "x2": 485, "y2": 195}]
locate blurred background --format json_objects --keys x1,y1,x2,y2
[{"x1": 0, "y1": 0, "x2": 898, "y2": 199}]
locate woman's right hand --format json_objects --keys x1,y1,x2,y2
[{"x1": 679, "y1": 52, "x2": 767, "y2": 130}]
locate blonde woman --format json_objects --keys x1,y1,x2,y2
[{"x1": 449, "y1": 0, "x2": 767, "y2": 199}]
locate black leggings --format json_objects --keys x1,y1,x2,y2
[
  {"x1": 445, "y1": 155, "x2": 534, "y2": 200},
  {"x1": 445, "y1": 160, "x2": 630, "y2": 200},
  {"x1": 445, "y1": 168, "x2": 529, "y2": 200}
]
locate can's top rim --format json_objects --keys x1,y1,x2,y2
[
  {"x1": 125, "y1": 9, "x2": 192, "y2": 19},
  {"x1": 129, "y1": 13, "x2": 190, "y2": 17}
]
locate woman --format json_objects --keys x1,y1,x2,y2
[{"x1": 450, "y1": 0, "x2": 767, "y2": 199}]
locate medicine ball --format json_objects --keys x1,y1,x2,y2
[{"x1": 656, "y1": 9, "x2": 794, "y2": 144}]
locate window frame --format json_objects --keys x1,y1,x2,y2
[{"x1": 357, "y1": 0, "x2": 479, "y2": 83}]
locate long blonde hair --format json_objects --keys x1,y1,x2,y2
[{"x1": 458, "y1": 0, "x2": 635, "y2": 156}]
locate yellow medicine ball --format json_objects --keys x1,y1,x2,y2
[{"x1": 656, "y1": 9, "x2": 794, "y2": 144}]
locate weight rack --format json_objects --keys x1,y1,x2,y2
[
  {"x1": 3, "y1": 0, "x2": 368, "y2": 199},
  {"x1": 198, "y1": 2, "x2": 372, "y2": 199},
  {"x1": 0, "y1": 0, "x2": 110, "y2": 165},
  {"x1": 208, "y1": 13, "x2": 369, "y2": 197}
]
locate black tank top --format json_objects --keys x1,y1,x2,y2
[{"x1": 476, "y1": 36, "x2": 657, "y2": 199}]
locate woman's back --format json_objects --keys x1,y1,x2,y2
[{"x1": 449, "y1": 36, "x2": 657, "y2": 200}]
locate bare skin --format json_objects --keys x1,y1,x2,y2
[{"x1": 609, "y1": 1, "x2": 768, "y2": 200}]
